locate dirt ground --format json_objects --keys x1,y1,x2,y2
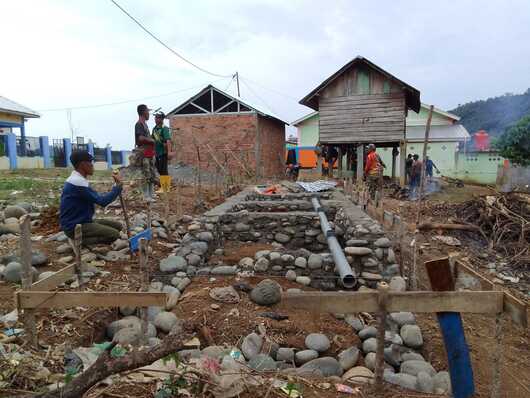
[{"x1": 1, "y1": 176, "x2": 529, "y2": 398}]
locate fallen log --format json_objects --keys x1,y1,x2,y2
[
  {"x1": 417, "y1": 222, "x2": 481, "y2": 232},
  {"x1": 33, "y1": 322, "x2": 195, "y2": 398}
]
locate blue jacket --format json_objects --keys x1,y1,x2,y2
[{"x1": 60, "y1": 171, "x2": 122, "y2": 232}]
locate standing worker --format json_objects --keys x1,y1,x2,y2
[
  {"x1": 410, "y1": 154, "x2": 422, "y2": 198},
  {"x1": 425, "y1": 156, "x2": 440, "y2": 181},
  {"x1": 152, "y1": 111, "x2": 172, "y2": 176},
  {"x1": 364, "y1": 144, "x2": 382, "y2": 199},
  {"x1": 134, "y1": 104, "x2": 157, "y2": 201},
  {"x1": 405, "y1": 154, "x2": 413, "y2": 185}
]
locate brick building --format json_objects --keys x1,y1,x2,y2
[{"x1": 167, "y1": 85, "x2": 287, "y2": 178}]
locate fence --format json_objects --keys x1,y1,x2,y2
[
  {"x1": 0, "y1": 133, "x2": 131, "y2": 170},
  {"x1": 16, "y1": 136, "x2": 41, "y2": 157}
]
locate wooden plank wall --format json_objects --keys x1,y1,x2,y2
[{"x1": 318, "y1": 64, "x2": 406, "y2": 143}]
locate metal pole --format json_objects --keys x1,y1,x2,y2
[{"x1": 235, "y1": 72, "x2": 240, "y2": 97}]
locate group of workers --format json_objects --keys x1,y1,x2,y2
[
  {"x1": 59, "y1": 104, "x2": 173, "y2": 246},
  {"x1": 405, "y1": 153, "x2": 440, "y2": 194}
]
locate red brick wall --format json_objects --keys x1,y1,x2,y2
[
  {"x1": 169, "y1": 113, "x2": 285, "y2": 178},
  {"x1": 257, "y1": 116, "x2": 285, "y2": 177}
]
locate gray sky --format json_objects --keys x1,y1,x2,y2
[{"x1": 3, "y1": 0, "x2": 530, "y2": 149}]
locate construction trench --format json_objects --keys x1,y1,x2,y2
[{"x1": 1, "y1": 181, "x2": 528, "y2": 398}]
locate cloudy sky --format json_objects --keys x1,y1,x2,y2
[{"x1": 2, "y1": 0, "x2": 530, "y2": 149}]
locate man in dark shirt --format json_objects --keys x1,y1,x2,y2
[
  {"x1": 152, "y1": 111, "x2": 172, "y2": 176},
  {"x1": 405, "y1": 154, "x2": 413, "y2": 185},
  {"x1": 135, "y1": 104, "x2": 157, "y2": 201}
]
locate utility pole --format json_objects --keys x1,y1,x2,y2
[{"x1": 235, "y1": 72, "x2": 240, "y2": 97}]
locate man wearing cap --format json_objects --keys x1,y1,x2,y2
[
  {"x1": 152, "y1": 111, "x2": 172, "y2": 176},
  {"x1": 135, "y1": 104, "x2": 157, "y2": 200},
  {"x1": 60, "y1": 151, "x2": 123, "y2": 245}
]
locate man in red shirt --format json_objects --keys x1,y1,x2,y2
[
  {"x1": 135, "y1": 104, "x2": 157, "y2": 201},
  {"x1": 364, "y1": 144, "x2": 382, "y2": 199}
]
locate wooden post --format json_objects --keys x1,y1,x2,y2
[
  {"x1": 415, "y1": 105, "x2": 434, "y2": 225},
  {"x1": 74, "y1": 224, "x2": 83, "y2": 289},
  {"x1": 374, "y1": 282, "x2": 389, "y2": 392},
  {"x1": 425, "y1": 257, "x2": 475, "y2": 398},
  {"x1": 399, "y1": 140, "x2": 407, "y2": 186},
  {"x1": 138, "y1": 238, "x2": 148, "y2": 345},
  {"x1": 356, "y1": 145, "x2": 364, "y2": 182},
  {"x1": 19, "y1": 215, "x2": 37, "y2": 347},
  {"x1": 391, "y1": 146, "x2": 398, "y2": 180},
  {"x1": 490, "y1": 285, "x2": 504, "y2": 398},
  {"x1": 337, "y1": 146, "x2": 343, "y2": 179}
]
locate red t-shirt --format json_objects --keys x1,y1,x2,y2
[{"x1": 135, "y1": 121, "x2": 155, "y2": 158}]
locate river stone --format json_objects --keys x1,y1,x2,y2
[
  {"x1": 198, "y1": 231, "x2": 213, "y2": 242},
  {"x1": 250, "y1": 279, "x2": 282, "y2": 306},
  {"x1": 400, "y1": 360, "x2": 436, "y2": 377},
  {"x1": 342, "y1": 366, "x2": 374, "y2": 384},
  {"x1": 162, "y1": 285, "x2": 179, "y2": 294},
  {"x1": 374, "y1": 237, "x2": 392, "y2": 248},
  {"x1": 202, "y1": 345, "x2": 226, "y2": 359},
  {"x1": 402, "y1": 352, "x2": 425, "y2": 362},
  {"x1": 389, "y1": 276, "x2": 407, "y2": 292},
  {"x1": 344, "y1": 247, "x2": 373, "y2": 256},
  {"x1": 255, "y1": 250, "x2": 270, "y2": 259},
  {"x1": 374, "y1": 248, "x2": 384, "y2": 260},
  {"x1": 345, "y1": 315, "x2": 364, "y2": 332},
  {"x1": 3, "y1": 262, "x2": 23, "y2": 283},
  {"x1": 248, "y1": 354, "x2": 276, "y2": 371},
  {"x1": 269, "y1": 252, "x2": 282, "y2": 264},
  {"x1": 160, "y1": 255, "x2": 187, "y2": 272},
  {"x1": 239, "y1": 257, "x2": 254, "y2": 268},
  {"x1": 241, "y1": 333, "x2": 263, "y2": 360},
  {"x1": 285, "y1": 270, "x2": 297, "y2": 281},
  {"x1": 361, "y1": 272, "x2": 383, "y2": 281},
  {"x1": 390, "y1": 312, "x2": 416, "y2": 327},
  {"x1": 209, "y1": 286, "x2": 240, "y2": 303},
  {"x1": 119, "y1": 306, "x2": 136, "y2": 316},
  {"x1": 186, "y1": 253, "x2": 201, "y2": 267},
  {"x1": 176, "y1": 277, "x2": 191, "y2": 292},
  {"x1": 295, "y1": 276, "x2": 311, "y2": 286},
  {"x1": 400, "y1": 324, "x2": 423, "y2": 348},
  {"x1": 417, "y1": 371, "x2": 434, "y2": 393},
  {"x1": 113, "y1": 327, "x2": 143, "y2": 345},
  {"x1": 254, "y1": 257, "x2": 270, "y2": 272},
  {"x1": 338, "y1": 347, "x2": 359, "y2": 370},
  {"x1": 295, "y1": 349, "x2": 319, "y2": 365},
  {"x1": 306, "y1": 254, "x2": 322, "y2": 270},
  {"x1": 31, "y1": 250, "x2": 48, "y2": 267},
  {"x1": 364, "y1": 352, "x2": 376, "y2": 370},
  {"x1": 190, "y1": 241, "x2": 208, "y2": 255},
  {"x1": 276, "y1": 347, "x2": 295, "y2": 362},
  {"x1": 346, "y1": 239, "x2": 369, "y2": 246},
  {"x1": 358, "y1": 326, "x2": 378, "y2": 340},
  {"x1": 211, "y1": 265, "x2": 237, "y2": 275},
  {"x1": 294, "y1": 257, "x2": 307, "y2": 268},
  {"x1": 433, "y1": 371, "x2": 452, "y2": 394},
  {"x1": 166, "y1": 291, "x2": 181, "y2": 310},
  {"x1": 305, "y1": 333, "x2": 330, "y2": 352},
  {"x1": 153, "y1": 311, "x2": 179, "y2": 333},
  {"x1": 387, "y1": 248, "x2": 396, "y2": 263},
  {"x1": 147, "y1": 306, "x2": 162, "y2": 322},
  {"x1": 384, "y1": 345, "x2": 402, "y2": 367},
  {"x1": 281, "y1": 254, "x2": 294, "y2": 265},
  {"x1": 362, "y1": 337, "x2": 377, "y2": 353},
  {"x1": 106, "y1": 316, "x2": 141, "y2": 339},
  {"x1": 235, "y1": 223, "x2": 250, "y2": 232},
  {"x1": 57, "y1": 243, "x2": 73, "y2": 254},
  {"x1": 37, "y1": 271, "x2": 55, "y2": 281},
  {"x1": 4, "y1": 205, "x2": 27, "y2": 219},
  {"x1": 274, "y1": 233, "x2": 290, "y2": 243},
  {"x1": 301, "y1": 357, "x2": 342, "y2": 377},
  {"x1": 384, "y1": 371, "x2": 418, "y2": 390}
]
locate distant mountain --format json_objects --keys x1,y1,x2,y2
[{"x1": 450, "y1": 89, "x2": 530, "y2": 137}]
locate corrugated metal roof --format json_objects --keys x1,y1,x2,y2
[
  {"x1": 0, "y1": 96, "x2": 40, "y2": 118},
  {"x1": 291, "y1": 111, "x2": 319, "y2": 126},
  {"x1": 406, "y1": 124, "x2": 470, "y2": 142}
]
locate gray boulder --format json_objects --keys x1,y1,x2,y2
[
  {"x1": 159, "y1": 256, "x2": 187, "y2": 272},
  {"x1": 4, "y1": 205, "x2": 27, "y2": 219},
  {"x1": 274, "y1": 233, "x2": 291, "y2": 243},
  {"x1": 254, "y1": 257, "x2": 270, "y2": 272},
  {"x1": 238, "y1": 257, "x2": 254, "y2": 268},
  {"x1": 300, "y1": 357, "x2": 343, "y2": 377},
  {"x1": 374, "y1": 237, "x2": 391, "y2": 248},
  {"x1": 294, "y1": 257, "x2": 307, "y2": 268},
  {"x1": 210, "y1": 265, "x2": 237, "y2": 275},
  {"x1": 276, "y1": 347, "x2": 295, "y2": 362},
  {"x1": 384, "y1": 372, "x2": 418, "y2": 390},
  {"x1": 285, "y1": 270, "x2": 297, "y2": 281},
  {"x1": 295, "y1": 349, "x2": 318, "y2": 365},
  {"x1": 307, "y1": 254, "x2": 322, "y2": 270},
  {"x1": 433, "y1": 371, "x2": 452, "y2": 395},
  {"x1": 241, "y1": 333, "x2": 263, "y2": 360},
  {"x1": 153, "y1": 311, "x2": 180, "y2": 333},
  {"x1": 400, "y1": 360, "x2": 436, "y2": 377},
  {"x1": 358, "y1": 326, "x2": 378, "y2": 340},
  {"x1": 362, "y1": 337, "x2": 377, "y2": 353},
  {"x1": 390, "y1": 312, "x2": 416, "y2": 327},
  {"x1": 344, "y1": 315, "x2": 364, "y2": 332},
  {"x1": 305, "y1": 333, "x2": 330, "y2": 352},
  {"x1": 416, "y1": 371, "x2": 434, "y2": 393},
  {"x1": 248, "y1": 354, "x2": 276, "y2": 371},
  {"x1": 250, "y1": 279, "x2": 282, "y2": 306},
  {"x1": 344, "y1": 247, "x2": 373, "y2": 256},
  {"x1": 338, "y1": 347, "x2": 359, "y2": 370},
  {"x1": 400, "y1": 324, "x2": 423, "y2": 348},
  {"x1": 31, "y1": 250, "x2": 48, "y2": 267},
  {"x1": 295, "y1": 276, "x2": 311, "y2": 286},
  {"x1": 209, "y1": 286, "x2": 240, "y2": 303}
]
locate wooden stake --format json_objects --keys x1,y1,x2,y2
[
  {"x1": 19, "y1": 215, "x2": 37, "y2": 347},
  {"x1": 415, "y1": 105, "x2": 434, "y2": 225},
  {"x1": 490, "y1": 286, "x2": 504, "y2": 398},
  {"x1": 138, "y1": 238, "x2": 149, "y2": 345},
  {"x1": 74, "y1": 224, "x2": 83, "y2": 289},
  {"x1": 374, "y1": 282, "x2": 389, "y2": 392}
]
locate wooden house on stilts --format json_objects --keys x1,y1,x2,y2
[{"x1": 299, "y1": 56, "x2": 421, "y2": 184}]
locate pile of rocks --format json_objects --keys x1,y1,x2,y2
[{"x1": 0, "y1": 203, "x2": 41, "y2": 239}]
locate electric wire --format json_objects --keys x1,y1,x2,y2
[
  {"x1": 239, "y1": 74, "x2": 300, "y2": 102},
  {"x1": 37, "y1": 78, "x2": 229, "y2": 112},
  {"x1": 109, "y1": 0, "x2": 233, "y2": 78},
  {"x1": 239, "y1": 77, "x2": 278, "y2": 116}
]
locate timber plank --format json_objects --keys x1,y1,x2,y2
[
  {"x1": 281, "y1": 291, "x2": 503, "y2": 314},
  {"x1": 30, "y1": 264, "x2": 75, "y2": 291},
  {"x1": 17, "y1": 291, "x2": 167, "y2": 309},
  {"x1": 320, "y1": 92, "x2": 404, "y2": 102}
]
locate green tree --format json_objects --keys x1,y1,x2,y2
[{"x1": 494, "y1": 115, "x2": 530, "y2": 166}]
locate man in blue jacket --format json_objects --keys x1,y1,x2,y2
[{"x1": 60, "y1": 150, "x2": 123, "y2": 245}]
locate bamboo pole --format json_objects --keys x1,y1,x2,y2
[
  {"x1": 74, "y1": 224, "x2": 83, "y2": 289},
  {"x1": 138, "y1": 238, "x2": 148, "y2": 345},
  {"x1": 19, "y1": 215, "x2": 37, "y2": 347}
]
